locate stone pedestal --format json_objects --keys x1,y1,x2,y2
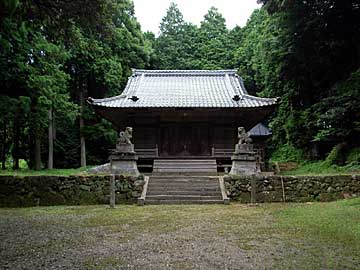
[
  {"x1": 109, "y1": 143, "x2": 139, "y2": 176},
  {"x1": 230, "y1": 143, "x2": 257, "y2": 176}
]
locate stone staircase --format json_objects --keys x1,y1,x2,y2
[
  {"x1": 139, "y1": 175, "x2": 229, "y2": 205},
  {"x1": 153, "y1": 159, "x2": 217, "y2": 175}
]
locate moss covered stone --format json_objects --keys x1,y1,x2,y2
[
  {"x1": 225, "y1": 175, "x2": 360, "y2": 203},
  {"x1": 0, "y1": 174, "x2": 145, "y2": 207}
]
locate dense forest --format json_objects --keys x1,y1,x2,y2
[{"x1": 0, "y1": 0, "x2": 359, "y2": 171}]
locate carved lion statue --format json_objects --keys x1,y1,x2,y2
[
  {"x1": 118, "y1": 127, "x2": 133, "y2": 145},
  {"x1": 237, "y1": 127, "x2": 252, "y2": 144}
]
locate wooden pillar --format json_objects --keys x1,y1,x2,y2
[
  {"x1": 250, "y1": 177, "x2": 256, "y2": 204},
  {"x1": 109, "y1": 174, "x2": 115, "y2": 208}
]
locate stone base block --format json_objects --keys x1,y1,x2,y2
[
  {"x1": 230, "y1": 160, "x2": 257, "y2": 175},
  {"x1": 235, "y1": 144, "x2": 254, "y2": 153},
  {"x1": 116, "y1": 143, "x2": 134, "y2": 153},
  {"x1": 230, "y1": 152, "x2": 257, "y2": 176},
  {"x1": 110, "y1": 160, "x2": 139, "y2": 176}
]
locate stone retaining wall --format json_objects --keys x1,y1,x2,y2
[
  {"x1": 0, "y1": 175, "x2": 145, "y2": 207},
  {"x1": 1, "y1": 174, "x2": 359, "y2": 207},
  {"x1": 224, "y1": 175, "x2": 360, "y2": 203}
]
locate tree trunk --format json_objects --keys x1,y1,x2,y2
[
  {"x1": 80, "y1": 87, "x2": 86, "y2": 167},
  {"x1": 31, "y1": 101, "x2": 42, "y2": 170},
  {"x1": 34, "y1": 130, "x2": 41, "y2": 170},
  {"x1": 48, "y1": 107, "x2": 54, "y2": 169},
  {"x1": 1, "y1": 120, "x2": 6, "y2": 170},
  {"x1": 13, "y1": 105, "x2": 20, "y2": 170}
]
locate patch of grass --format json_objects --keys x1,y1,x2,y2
[
  {"x1": 84, "y1": 256, "x2": 126, "y2": 270},
  {"x1": 281, "y1": 161, "x2": 360, "y2": 175},
  {"x1": 274, "y1": 198, "x2": 360, "y2": 253},
  {"x1": 270, "y1": 199, "x2": 360, "y2": 269},
  {"x1": 0, "y1": 167, "x2": 95, "y2": 176}
]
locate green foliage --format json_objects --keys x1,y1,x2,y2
[
  {"x1": 0, "y1": 167, "x2": 92, "y2": 176},
  {"x1": 238, "y1": 1, "x2": 360, "y2": 160},
  {"x1": 154, "y1": 4, "x2": 233, "y2": 70},
  {"x1": 313, "y1": 69, "x2": 360, "y2": 143},
  {"x1": 347, "y1": 148, "x2": 360, "y2": 165},
  {"x1": 1, "y1": 0, "x2": 359, "y2": 169},
  {"x1": 154, "y1": 3, "x2": 198, "y2": 69},
  {"x1": 196, "y1": 7, "x2": 231, "y2": 69},
  {"x1": 270, "y1": 144, "x2": 303, "y2": 162},
  {"x1": 0, "y1": 0, "x2": 151, "y2": 169},
  {"x1": 323, "y1": 144, "x2": 346, "y2": 166},
  {"x1": 281, "y1": 161, "x2": 360, "y2": 176},
  {"x1": 5, "y1": 158, "x2": 28, "y2": 169}
]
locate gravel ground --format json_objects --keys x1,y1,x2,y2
[{"x1": 0, "y1": 204, "x2": 358, "y2": 270}]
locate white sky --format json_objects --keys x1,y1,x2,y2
[{"x1": 133, "y1": 0, "x2": 262, "y2": 35}]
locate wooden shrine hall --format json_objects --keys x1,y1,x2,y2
[{"x1": 88, "y1": 69, "x2": 278, "y2": 173}]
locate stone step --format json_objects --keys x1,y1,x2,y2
[
  {"x1": 149, "y1": 182, "x2": 218, "y2": 186},
  {"x1": 148, "y1": 183, "x2": 219, "y2": 189},
  {"x1": 153, "y1": 159, "x2": 217, "y2": 174},
  {"x1": 145, "y1": 199, "x2": 225, "y2": 205},
  {"x1": 150, "y1": 176, "x2": 217, "y2": 180},
  {"x1": 148, "y1": 185, "x2": 219, "y2": 190},
  {"x1": 147, "y1": 191, "x2": 221, "y2": 196},
  {"x1": 143, "y1": 173, "x2": 226, "y2": 205},
  {"x1": 154, "y1": 159, "x2": 216, "y2": 163},
  {"x1": 146, "y1": 195, "x2": 222, "y2": 200},
  {"x1": 154, "y1": 168, "x2": 216, "y2": 172},
  {"x1": 152, "y1": 172, "x2": 218, "y2": 176},
  {"x1": 154, "y1": 163, "x2": 215, "y2": 166},
  {"x1": 153, "y1": 161, "x2": 216, "y2": 164},
  {"x1": 149, "y1": 179, "x2": 218, "y2": 184},
  {"x1": 148, "y1": 188, "x2": 220, "y2": 193}
]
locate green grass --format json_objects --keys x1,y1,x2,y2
[
  {"x1": 0, "y1": 200, "x2": 359, "y2": 269},
  {"x1": 273, "y1": 198, "x2": 360, "y2": 269},
  {"x1": 0, "y1": 166, "x2": 95, "y2": 176},
  {"x1": 275, "y1": 198, "x2": 360, "y2": 248},
  {"x1": 281, "y1": 161, "x2": 360, "y2": 176}
]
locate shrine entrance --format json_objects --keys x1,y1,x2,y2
[{"x1": 160, "y1": 123, "x2": 211, "y2": 157}]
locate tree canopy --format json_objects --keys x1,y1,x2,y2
[{"x1": 1, "y1": 0, "x2": 359, "y2": 169}]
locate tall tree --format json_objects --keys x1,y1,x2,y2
[
  {"x1": 196, "y1": 7, "x2": 231, "y2": 69},
  {"x1": 0, "y1": 0, "x2": 150, "y2": 169},
  {"x1": 154, "y1": 3, "x2": 197, "y2": 69}
]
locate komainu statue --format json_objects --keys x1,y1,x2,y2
[
  {"x1": 118, "y1": 127, "x2": 133, "y2": 145},
  {"x1": 230, "y1": 127, "x2": 257, "y2": 175},
  {"x1": 237, "y1": 127, "x2": 252, "y2": 144}
]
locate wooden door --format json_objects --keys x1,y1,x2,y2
[{"x1": 160, "y1": 123, "x2": 210, "y2": 156}]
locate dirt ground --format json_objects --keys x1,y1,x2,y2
[{"x1": 0, "y1": 203, "x2": 359, "y2": 270}]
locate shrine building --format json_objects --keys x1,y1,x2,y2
[{"x1": 88, "y1": 69, "x2": 278, "y2": 172}]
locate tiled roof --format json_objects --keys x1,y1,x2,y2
[
  {"x1": 88, "y1": 69, "x2": 278, "y2": 108},
  {"x1": 248, "y1": 123, "x2": 272, "y2": 137}
]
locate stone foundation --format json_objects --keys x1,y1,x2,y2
[
  {"x1": 0, "y1": 175, "x2": 145, "y2": 207},
  {"x1": 109, "y1": 144, "x2": 139, "y2": 176},
  {"x1": 224, "y1": 174, "x2": 360, "y2": 203},
  {"x1": 230, "y1": 143, "x2": 257, "y2": 175}
]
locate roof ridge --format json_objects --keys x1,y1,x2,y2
[
  {"x1": 243, "y1": 94, "x2": 279, "y2": 102},
  {"x1": 224, "y1": 73, "x2": 240, "y2": 96},
  {"x1": 132, "y1": 69, "x2": 238, "y2": 75},
  {"x1": 88, "y1": 94, "x2": 126, "y2": 104}
]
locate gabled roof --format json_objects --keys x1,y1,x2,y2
[
  {"x1": 88, "y1": 69, "x2": 278, "y2": 108},
  {"x1": 248, "y1": 123, "x2": 272, "y2": 137}
]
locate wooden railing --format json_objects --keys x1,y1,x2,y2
[
  {"x1": 135, "y1": 145, "x2": 159, "y2": 158},
  {"x1": 211, "y1": 147, "x2": 233, "y2": 157}
]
